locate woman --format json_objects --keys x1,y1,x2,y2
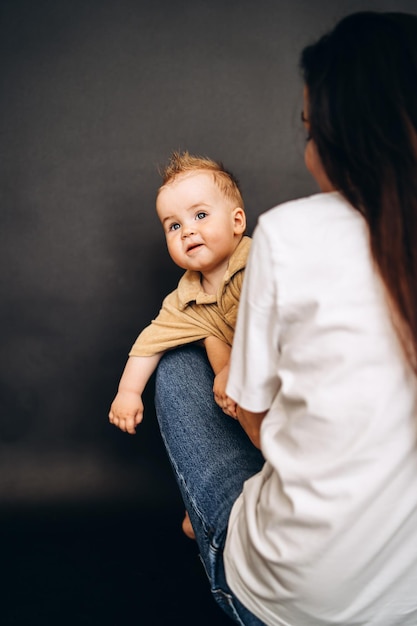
[{"x1": 155, "y1": 12, "x2": 417, "y2": 626}]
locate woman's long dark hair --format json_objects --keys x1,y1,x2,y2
[{"x1": 301, "y1": 11, "x2": 417, "y2": 375}]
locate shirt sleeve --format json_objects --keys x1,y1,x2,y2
[
  {"x1": 129, "y1": 288, "x2": 236, "y2": 357},
  {"x1": 226, "y1": 220, "x2": 281, "y2": 411}
]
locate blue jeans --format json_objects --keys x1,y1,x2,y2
[{"x1": 154, "y1": 345, "x2": 266, "y2": 625}]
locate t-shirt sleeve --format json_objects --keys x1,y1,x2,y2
[
  {"x1": 226, "y1": 221, "x2": 281, "y2": 411},
  {"x1": 129, "y1": 291, "x2": 209, "y2": 357},
  {"x1": 129, "y1": 287, "x2": 236, "y2": 357}
]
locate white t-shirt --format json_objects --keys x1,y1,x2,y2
[{"x1": 225, "y1": 192, "x2": 417, "y2": 626}]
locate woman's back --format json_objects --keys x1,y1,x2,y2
[{"x1": 225, "y1": 191, "x2": 417, "y2": 625}]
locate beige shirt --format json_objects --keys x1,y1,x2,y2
[{"x1": 129, "y1": 236, "x2": 251, "y2": 357}]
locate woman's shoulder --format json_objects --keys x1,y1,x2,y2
[
  {"x1": 259, "y1": 191, "x2": 352, "y2": 225},
  {"x1": 256, "y1": 191, "x2": 363, "y2": 245},
  {"x1": 253, "y1": 191, "x2": 370, "y2": 271}
]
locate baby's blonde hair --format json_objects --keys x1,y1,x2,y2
[{"x1": 158, "y1": 150, "x2": 244, "y2": 209}]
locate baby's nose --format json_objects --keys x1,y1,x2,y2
[{"x1": 182, "y1": 224, "x2": 196, "y2": 237}]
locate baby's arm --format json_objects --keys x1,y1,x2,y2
[
  {"x1": 204, "y1": 336, "x2": 237, "y2": 418},
  {"x1": 109, "y1": 353, "x2": 163, "y2": 434}
]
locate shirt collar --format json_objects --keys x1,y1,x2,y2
[{"x1": 177, "y1": 236, "x2": 251, "y2": 309}]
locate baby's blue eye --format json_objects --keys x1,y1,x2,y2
[
  {"x1": 196, "y1": 212, "x2": 207, "y2": 220},
  {"x1": 169, "y1": 223, "x2": 181, "y2": 231}
]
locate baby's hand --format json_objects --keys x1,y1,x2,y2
[
  {"x1": 213, "y1": 366, "x2": 237, "y2": 418},
  {"x1": 108, "y1": 390, "x2": 144, "y2": 434}
]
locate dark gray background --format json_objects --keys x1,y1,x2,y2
[{"x1": 2, "y1": 0, "x2": 417, "y2": 512}]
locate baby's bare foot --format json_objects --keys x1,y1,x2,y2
[{"x1": 182, "y1": 511, "x2": 196, "y2": 539}]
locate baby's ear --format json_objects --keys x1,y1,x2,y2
[{"x1": 233, "y1": 207, "x2": 246, "y2": 234}]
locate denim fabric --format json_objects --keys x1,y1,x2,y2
[{"x1": 154, "y1": 345, "x2": 266, "y2": 625}]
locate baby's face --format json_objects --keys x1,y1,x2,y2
[{"x1": 156, "y1": 171, "x2": 245, "y2": 276}]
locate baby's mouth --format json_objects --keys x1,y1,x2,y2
[{"x1": 186, "y1": 243, "x2": 203, "y2": 253}]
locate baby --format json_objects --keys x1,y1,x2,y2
[{"x1": 109, "y1": 151, "x2": 249, "y2": 435}]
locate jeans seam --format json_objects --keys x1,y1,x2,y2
[{"x1": 158, "y1": 425, "x2": 211, "y2": 535}]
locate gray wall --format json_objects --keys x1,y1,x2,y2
[{"x1": 2, "y1": 0, "x2": 417, "y2": 511}]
